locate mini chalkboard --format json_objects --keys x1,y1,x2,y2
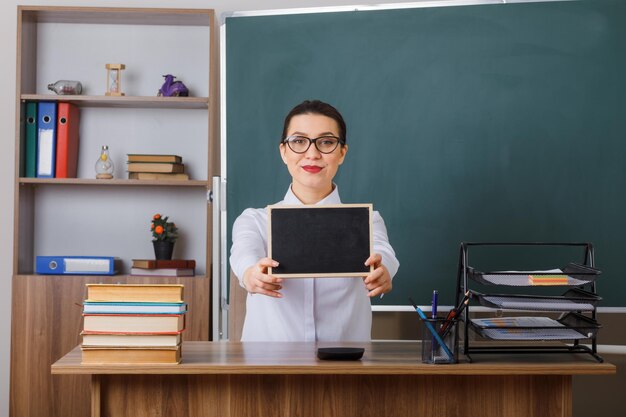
[{"x1": 268, "y1": 204, "x2": 373, "y2": 278}]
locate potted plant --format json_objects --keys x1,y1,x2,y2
[{"x1": 151, "y1": 213, "x2": 178, "y2": 260}]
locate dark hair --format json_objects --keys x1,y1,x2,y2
[{"x1": 281, "y1": 100, "x2": 347, "y2": 144}]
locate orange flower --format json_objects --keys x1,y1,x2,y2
[
  {"x1": 153, "y1": 214, "x2": 161, "y2": 220},
  {"x1": 150, "y1": 223, "x2": 155, "y2": 229},
  {"x1": 155, "y1": 225, "x2": 164, "y2": 234}
]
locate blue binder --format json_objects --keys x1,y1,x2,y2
[
  {"x1": 36, "y1": 256, "x2": 117, "y2": 275},
  {"x1": 36, "y1": 102, "x2": 57, "y2": 178}
]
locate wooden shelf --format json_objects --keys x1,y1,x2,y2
[
  {"x1": 16, "y1": 274, "x2": 208, "y2": 280},
  {"x1": 21, "y1": 94, "x2": 209, "y2": 109},
  {"x1": 18, "y1": 178, "x2": 209, "y2": 187},
  {"x1": 20, "y1": 6, "x2": 213, "y2": 26}
]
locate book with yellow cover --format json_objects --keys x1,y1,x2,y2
[
  {"x1": 128, "y1": 172, "x2": 189, "y2": 180},
  {"x1": 86, "y1": 284, "x2": 184, "y2": 303},
  {"x1": 81, "y1": 345, "x2": 181, "y2": 364},
  {"x1": 127, "y1": 154, "x2": 182, "y2": 163},
  {"x1": 127, "y1": 162, "x2": 184, "y2": 173}
]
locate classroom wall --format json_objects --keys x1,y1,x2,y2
[
  {"x1": 1, "y1": 2, "x2": 622, "y2": 417},
  {"x1": 0, "y1": 1, "x2": 439, "y2": 416}
]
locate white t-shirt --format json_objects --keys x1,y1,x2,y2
[{"x1": 229, "y1": 185, "x2": 400, "y2": 342}]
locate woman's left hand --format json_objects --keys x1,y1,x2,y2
[{"x1": 363, "y1": 253, "x2": 392, "y2": 298}]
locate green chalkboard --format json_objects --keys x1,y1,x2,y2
[{"x1": 226, "y1": 0, "x2": 626, "y2": 307}]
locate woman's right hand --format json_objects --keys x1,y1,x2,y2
[{"x1": 242, "y1": 257, "x2": 283, "y2": 298}]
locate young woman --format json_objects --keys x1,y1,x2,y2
[{"x1": 230, "y1": 100, "x2": 399, "y2": 341}]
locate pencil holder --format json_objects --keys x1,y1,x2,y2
[{"x1": 420, "y1": 317, "x2": 458, "y2": 364}]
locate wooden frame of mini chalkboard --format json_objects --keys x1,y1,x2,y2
[{"x1": 267, "y1": 204, "x2": 374, "y2": 278}]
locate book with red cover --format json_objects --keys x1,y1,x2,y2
[
  {"x1": 55, "y1": 102, "x2": 80, "y2": 178},
  {"x1": 132, "y1": 259, "x2": 196, "y2": 269}
]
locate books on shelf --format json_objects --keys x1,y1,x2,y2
[
  {"x1": 126, "y1": 154, "x2": 189, "y2": 179},
  {"x1": 132, "y1": 259, "x2": 196, "y2": 269},
  {"x1": 83, "y1": 301, "x2": 187, "y2": 314},
  {"x1": 81, "y1": 332, "x2": 182, "y2": 347},
  {"x1": 86, "y1": 284, "x2": 184, "y2": 303},
  {"x1": 127, "y1": 154, "x2": 182, "y2": 163},
  {"x1": 128, "y1": 172, "x2": 189, "y2": 180},
  {"x1": 83, "y1": 313, "x2": 185, "y2": 333},
  {"x1": 127, "y1": 162, "x2": 184, "y2": 173},
  {"x1": 130, "y1": 267, "x2": 194, "y2": 277},
  {"x1": 81, "y1": 346, "x2": 181, "y2": 364}
]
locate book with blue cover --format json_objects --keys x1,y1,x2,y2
[{"x1": 83, "y1": 302, "x2": 187, "y2": 314}]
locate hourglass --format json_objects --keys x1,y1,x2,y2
[{"x1": 105, "y1": 64, "x2": 125, "y2": 96}]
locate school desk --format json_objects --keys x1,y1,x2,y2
[{"x1": 51, "y1": 341, "x2": 615, "y2": 417}]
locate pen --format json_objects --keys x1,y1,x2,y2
[
  {"x1": 440, "y1": 298, "x2": 470, "y2": 339},
  {"x1": 430, "y1": 290, "x2": 439, "y2": 352},
  {"x1": 408, "y1": 298, "x2": 454, "y2": 361},
  {"x1": 455, "y1": 297, "x2": 470, "y2": 317},
  {"x1": 456, "y1": 290, "x2": 471, "y2": 310},
  {"x1": 438, "y1": 291, "x2": 470, "y2": 336}
]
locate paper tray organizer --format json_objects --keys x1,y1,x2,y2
[
  {"x1": 471, "y1": 288, "x2": 601, "y2": 312},
  {"x1": 468, "y1": 262, "x2": 601, "y2": 287},
  {"x1": 456, "y1": 242, "x2": 604, "y2": 362}
]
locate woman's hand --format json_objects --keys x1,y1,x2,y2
[
  {"x1": 243, "y1": 257, "x2": 283, "y2": 298},
  {"x1": 363, "y1": 253, "x2": 392, "y2": 297}
]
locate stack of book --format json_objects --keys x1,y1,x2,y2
[
  {"x1": 130, "y1": 259, "x2": 196, "y2": 276},
  {"x1": 127, "y1": 154, "x2": 189, "y2": 180},
  {"x1": 81, "y1": 284, "x2": 186, "y2": 364}
]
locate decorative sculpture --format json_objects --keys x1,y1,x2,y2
[{"x1": 158, "y1": 74, "x2": 189, "y2": 97}]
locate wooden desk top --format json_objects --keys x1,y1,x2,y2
[{"x1": 51, "y1": 341, "x2": 616, "y2": 375}]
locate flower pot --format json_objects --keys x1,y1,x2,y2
[{"x1": 153, "y1": 240, "x2": 175, "y2": 260}]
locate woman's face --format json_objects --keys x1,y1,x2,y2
[{"x1": 280, "y1": 113, "x2": 347, "y2": 197}]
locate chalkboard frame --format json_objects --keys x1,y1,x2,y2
[{"x1": 268, "y1": 204, "x2": 374, "y2": 278}]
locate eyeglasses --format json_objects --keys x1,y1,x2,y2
[{"x1": 283, "y1": 135, "x2": 344, "y2": 154}]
